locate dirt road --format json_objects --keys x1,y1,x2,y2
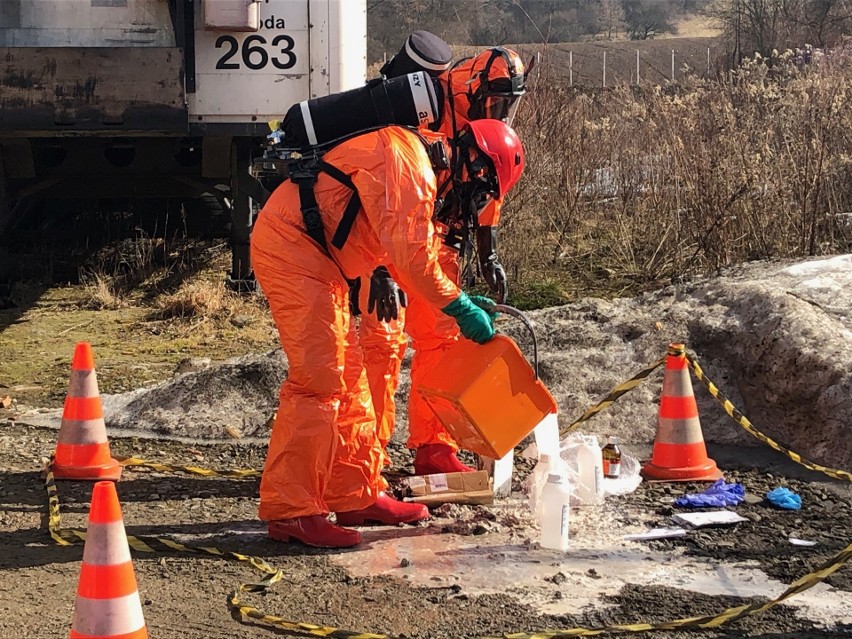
[{"x1": 1, "y1": 419, "x2": 850, "y2": 639}]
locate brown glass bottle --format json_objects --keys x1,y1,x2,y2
[{"x1": 602, "y1": 436, "x2": 622, "y2": 478}]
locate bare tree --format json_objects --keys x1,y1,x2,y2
[
  {"x1": 781, "y1": 0, "x2": 852, "y2": 47},
  {"x1": 708, "y1": 0, "x2": 852, "y2": 61},
  {"x1": 599, "y1": 0, "x2": 627, "y2": 38}
]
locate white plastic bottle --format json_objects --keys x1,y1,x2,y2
[
  {"x1": 574, "y1": 436, "x2": 604, "y2": 505},
  {"x1": 539, "y1": 473, "x2": 571, "y2": 551},
  {"x1": 528, "y1": 453, "x2": 553, "y2": 518}
]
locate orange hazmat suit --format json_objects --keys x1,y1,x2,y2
[
  {"x1": 251, "y1": 126, "x2": 460, "y2": 520},
  {"x1": 359, "y1": 48, "x2": 524, "y2": 458}
]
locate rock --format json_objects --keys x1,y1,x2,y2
[
  {"x1": 400, "y1": 558, "x2": 411, "y2": 568},
  {"x1": 230, "y1": 314, "x2": 253, "y2": 328},
  {"x1": 744, "y1": 493, "x2": 764, "y2": 505},
  {"x1": 174, "y1": 357, "x2": 212, "y2": 375},
  {"x1": 104, "y1": 350, "x2": 287, "y2": 441}
]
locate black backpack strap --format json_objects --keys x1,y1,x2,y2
[
  {"x1": 289, "y1": 158, "x2": 330, "y2": 255},
  {"x1": 287, "y1": 131, "x2": 433, "y2": 257},
  {"x1": 318, "y1": 160, "x2": 362, "y2": 251}
]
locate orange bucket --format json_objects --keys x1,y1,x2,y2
[{"x1": 416, "y1": 333, "x2": 558, "y2": 459}]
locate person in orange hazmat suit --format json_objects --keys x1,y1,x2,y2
[
  {"x1": 357, "y1": 45, "x2": 528, "y2": 475},
  {"x1": 251, "y1": 119, "x2": 526, "y2": 548}
]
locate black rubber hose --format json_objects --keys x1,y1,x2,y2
[{"x1": 492, "y1": 303, "x2": 539, "y2": 380}]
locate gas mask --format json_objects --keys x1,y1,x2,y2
[{"x1": 465, "y1": 48, "x2": 527, "y2": 125}]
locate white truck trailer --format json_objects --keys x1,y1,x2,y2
[{"x1": 0, "y1": 0, "x2": 366, "y2": 288}]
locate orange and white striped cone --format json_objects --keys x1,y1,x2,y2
[
  {"x1": 70, "y1": 481, "x2": 147, "y2": 639},
  {"x1": 53, "y1": 342, "x2": 121, "y2": 481},
  {"x1": 642, "y1": 343, "x2": 723, "y2": 482}
]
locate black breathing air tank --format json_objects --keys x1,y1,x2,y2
[{"x1": 279, "y1": 71, "x2": 439, "y2": 149}]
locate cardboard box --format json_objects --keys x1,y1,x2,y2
[{"x1": 401, "y1": 470, "x2": 493, "y2": 506}]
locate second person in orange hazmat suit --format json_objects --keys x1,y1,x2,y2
[
  {"x1": 251, "y1": 119, "x2": 526, "y2": 548},
  {"x1": 358, "y1": 43, "x2": 528, "y2": 475}
]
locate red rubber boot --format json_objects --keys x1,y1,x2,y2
[
  {"x1": 268, "y1": 515, "x2": 361, "y2": 548},
  {"x1": 413, "y1": 443, "x2": 475, "y2": 475},
  {"x1": 336, "y1": 492, "x2": 429, "y2": 526}
]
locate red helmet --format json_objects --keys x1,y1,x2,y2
[{"x1": 464, "y1": 119, "x2": 525, "y2": 197}]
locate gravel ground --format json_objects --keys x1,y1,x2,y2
[{"x1": 1, "y1": 420, "x2": 850, "y2": 639}]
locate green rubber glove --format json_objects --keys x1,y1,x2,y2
[
  {"x1": 469, "y1": 295, "x2": 498, "y2": 321},
  {"x1": 441, "y1": 292, "x2": 495, "y2": 344}
]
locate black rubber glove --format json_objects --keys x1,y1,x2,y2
[
  {"x1": 476, "y1": 226, "x2": 508, "y2": 304},
  {"x1": 368, "y1": 266, "x2": 407, "y2": 322},
  {"x1": 348, "y1": 278, "x2": 362, "y2": 316}
]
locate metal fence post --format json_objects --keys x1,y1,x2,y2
[
  {"x1": 569, "y1": 50, "x2": 573, "y2": 87},
  {"x1": 636, "y1": 49, "x2": 640, "y2": 84},
  {"x1": 603, "y1": 51, "x2": 606, "y2": 88}
]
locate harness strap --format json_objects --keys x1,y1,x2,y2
[
  {"x1": 291, "y1": 129, "x2": 436, "y2": 257},
  {"x1": 319, "y1": 161, "x2": 362, "y2": 251},
  {"x1": 292, "y1": 169, "x2": 328, "y2": 253}
]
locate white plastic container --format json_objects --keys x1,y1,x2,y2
[
  {"x1": 573, "y1": 435, "x2": 604, "y2": 506},
  {"x1": 539, "y1": 473, "x2": 571, "y2": 551},
  {"x1": 533, "y1": 411, "x2": 561, "y2": 459},
  {"x1": 528, "y1": 453, "x2": 554, "y2": 518}
]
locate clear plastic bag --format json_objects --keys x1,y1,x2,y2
[{"x1": 559, "y1": 433, "x2": 642, "y2": 502}]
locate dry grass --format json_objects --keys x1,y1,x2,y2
[
  {"x1": 82, "y1": 274, "x2": 124, "y2": 310},
  {"x1": 153, "y1": 279, "x2": 239, "y2": 320},
  {"x1": 664, "y1": 15, "x2": 722, "y2": 39},
  {"x1": 502, "y1": 46, "x2": 852, "y2": 304}
]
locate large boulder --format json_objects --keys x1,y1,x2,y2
[
  {"x1": 98, "y1": 254, "x2": 852, "y2": 471},
  {"x1": 103, "y1": 350, "x2": 286, "y2": 442},
  {"x1": 493, "y1": 254, "x2": 852, "y2": 471}
]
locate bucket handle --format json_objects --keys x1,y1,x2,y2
[{"x1": 491, "y1": 303, "x2": 540, "y2": 380}]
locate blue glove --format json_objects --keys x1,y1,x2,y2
[
  {"x1": 442, "y1": 292, "x2": 495, "y2": 344},
  {"x1": 674, "y1": 479, "x2": 745, "y2": 508},
  {"x1": 765, "y1": 487, "x2": 802, "y2": 510}
]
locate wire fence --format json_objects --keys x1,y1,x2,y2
[{"x1": 545, "y1": 42, "x2": 718, "y2": 87}]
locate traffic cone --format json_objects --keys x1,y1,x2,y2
[
  {"x1": 642, "y1": 343, "x2": 722, "y2": 482},
  {"x1": 70, "y1": 481, "x2": 147, "y2": 639},
  {"x1": 53, "y1": 342, "x2": 121, "y2": 481}
]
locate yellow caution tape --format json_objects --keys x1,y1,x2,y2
[
  {"x1": 43, "y1": 458, "x2": 851, "y2": 638},
  {"x1": 44, "y1": 464, "x2": 277, "y2": 573},
  {"x1": 40, "y1": 345, "x2": 852, "y2": 637},
  {"x1": 117, "y1": 458, "x2": 411, "y2": 483},
  {"x1": 559, "y1": 355, "x2": 670, "y2": 438},
  {"x1": 487, "y1": 540, "x2": 852, "y2": 637},
  {"x1": 687, "y1": 355, "x2": 852, "y2": 482},
  {"x1": 118, "y1": 457, "x2": 262, "y2": 478}
]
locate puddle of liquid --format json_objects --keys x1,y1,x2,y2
[
  {"x1": 332, "y1": 524, "x2": 852, "y2": 625},
  {"x1": 185, "y1": 503, "x2": 851, "y2": 627}
]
